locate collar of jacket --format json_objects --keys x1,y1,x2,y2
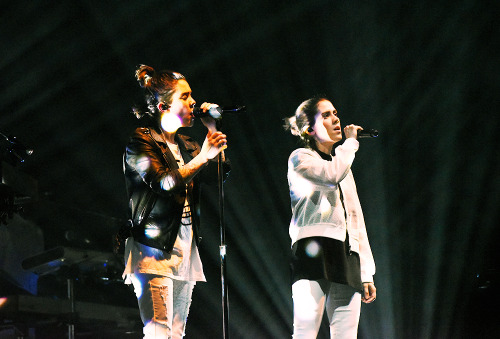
[{"x1": 148, "y1": 128, "x2": 197, "y2": 151}]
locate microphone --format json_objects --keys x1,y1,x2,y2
[
  {"x1": 357, "y1": 129, "x2": 379, "y2": 138},
  {"x1": 192, "y1": 105, "x2": 246, "y2": 119}
]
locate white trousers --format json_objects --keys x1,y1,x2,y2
[
  {"x1": 292, "y1": 279, "x2": 361, "y2": 339},
  {"x1": 130, "y1": 273, "x2": 196, "y2": 339}
]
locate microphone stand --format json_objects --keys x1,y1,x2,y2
[{"x1": 217, "y1": 121, "x2": 229, "y2": 339}]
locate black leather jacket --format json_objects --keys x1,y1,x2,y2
[{"x1": 123, "y1": 127, "x2": 229, "y2": 252}]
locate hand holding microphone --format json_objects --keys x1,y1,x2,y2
[
  {"x1": 194, "y1": 103, "x2": 228, "y2": 158},
  {"x1": 344, "y1": 124, "x2": 362, "y2": 139},
  {"x1": 200, "y1": 129, "x2": 227, "y2": 160},
  {"x1": 196, "y1": 103, "x2": 220, "y2": 133}
]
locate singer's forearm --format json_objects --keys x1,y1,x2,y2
[{"x1": 177, "y1": 153, "x2": 208, "y2": 183}]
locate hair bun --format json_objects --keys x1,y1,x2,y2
[
  {"x1": 284, "y1": 116, "x2": 302, "y2": 137},
  {"x1": 135, "y1": 64, "x2": 155, "y2": 89}
]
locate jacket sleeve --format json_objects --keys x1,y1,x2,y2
[
  {"x1": 290, "y1": 138, "x2": 359, "y2": 187},
  {"x1": 359, "y1": 224, "x2": 376, "y2": 283},
  {"x1": 346, "y1": 172, "x2": 376, "y2": 283},
  {"x1": 125, "y1": 129, "x2": 185, "y2": 195}
]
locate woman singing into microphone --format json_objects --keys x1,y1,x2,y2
[
  {"x1": 118, "y1": 64, "x2": 229, "y2": 338},
  {"x1": 285, "y1": 97, "x2": 376, "y2": 338}
]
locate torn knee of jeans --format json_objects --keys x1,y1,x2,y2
[{"x1": 150, "y1": 282, "x2": 169, "y2": 325}]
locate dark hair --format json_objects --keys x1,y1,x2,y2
[
  {"x1": 132, "y1": 64, "x2": 186, "y2": 119},
  {"x1": 284, "y1": 96, "x2": 329, "y2": 148}
]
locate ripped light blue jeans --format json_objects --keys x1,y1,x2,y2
[{"x1": 130, "y1": 273, "x2": 196, "y2": 339}]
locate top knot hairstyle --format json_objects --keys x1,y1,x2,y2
[
  {"x1": 284, "y1": 96, "x2": 328, "y2": 148},
  {"x1": 132, "y1": 64, "x2": 186, "y2": 119}
]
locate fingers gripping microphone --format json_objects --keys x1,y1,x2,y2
[
  {"x1": 357, "y1": 129, "x2": 379, "y2": 138},
  {"x1": 192, "y1": 106, "x2": 246, "y2": 119}
]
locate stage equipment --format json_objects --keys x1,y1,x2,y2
[
  {"x1": 215, "y1": 118, "x2": 233, "y2": 339},
  {"x1": 20, "y1": 246, "x2": 137, "y2": 339},
  {"x1": 0, "y1": 132, "x2": 34, "y2": 164}
]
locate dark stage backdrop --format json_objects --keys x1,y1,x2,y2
[{"x1": 1, "y1": 1, "x2": 498, "y2": 338}]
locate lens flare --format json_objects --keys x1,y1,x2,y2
[
  {"x1": 130, "y1": 275, "x2": 143, "y2": 299},
  {"x1": 136, "y1": 156, "x2": 150, "y2": 172},
  {"x1": 161, "y1": 174, "x2": 175, "y2": 191},
  {"x1": 288, "y1": 170, "x2": 313, "y2": 198},
  {"x1": 145, "y1": 225, "x2": 160, "y2": 239},
  {"x1": 320, "y1": 196, "x2": 331, "y2": 215},
  {"x1": 305, "y1": 240, "x2": 321, "y2": 258},
  {"x1": 161, "y1": 113, "x2": 182, "y2": 133}
]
